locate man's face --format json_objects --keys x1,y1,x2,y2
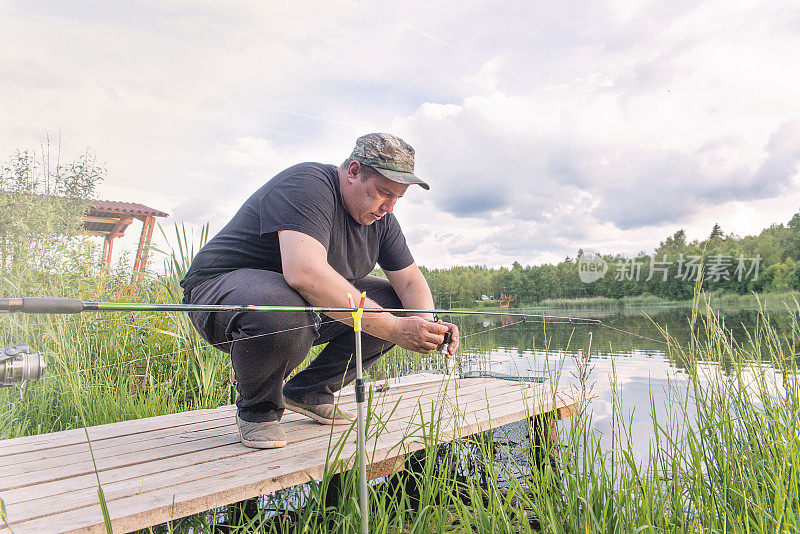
[{"x1": 343, "y1": 164, "x2": 409, "y2": 225}]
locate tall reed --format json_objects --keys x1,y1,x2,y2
[{"x1": 1, "y1": 228, "x2": 797, "y2": 532}]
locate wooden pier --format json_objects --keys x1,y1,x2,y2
[{"x1": 0, "y1": 374, "x2": 582, "y2": 534}]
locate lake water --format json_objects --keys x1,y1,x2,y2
[{"x1": 430, "y1": 302, "x2": 797, "y2": 465}]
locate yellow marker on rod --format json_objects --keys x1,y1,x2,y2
[{"x1": 348, "y1": 291, "x2": 369, "y2": 534}]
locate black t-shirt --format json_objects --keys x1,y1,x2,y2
[{"x1": 180, "y1": 162, "x2": 414, "y2": 294}]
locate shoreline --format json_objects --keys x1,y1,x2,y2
[{"x1": 452, "y1": 290, "x2": 800, "y2": 312}]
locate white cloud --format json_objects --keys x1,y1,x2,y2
[{"x1": 2, "y1": 0, "x2": 800, "y2": 268}]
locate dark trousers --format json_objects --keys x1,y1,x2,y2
[{"x1": 184, "y1": 269, "x2": 401, "y2": 422}]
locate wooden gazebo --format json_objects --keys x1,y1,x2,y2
[
  {"x1": 82, "y1": 200, "x2": 168, "y2": 284},
  {"x1": 497, "y1": 287, "x2": 515, "y2": 308}
]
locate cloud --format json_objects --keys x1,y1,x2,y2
[
  {"x1": 751, "y1": 119, "x2": 800, "y2": 191},
  {"x1": 441, "y1": 187, "x2": 508, "y2": 216},
  {"x1": 170, "y1": 196, "x2": 221, "y2": 226},
  {"x1": 3, "y1": 0, "x2": 800, "y2": 267},
  {"x1": 593, "y1": 122, "x2": 800, "y2": 229}
]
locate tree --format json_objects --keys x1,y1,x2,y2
[
  {"x1": 782, "y1": 211, "x2": 800, "y2": 261},
  {"x1": 0, "y1": 141, "x2": 105, "y2": 292},
  {"x1": 708, "y1": 223, "x2": 723, "y2": 241}
]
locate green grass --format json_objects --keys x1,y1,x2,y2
[
  {"x1": 2, "y1": 231, "x2": 799, "y2": 532},
  {"x1": 3, "y1": 293, "x2": 798, "y2": 532}
]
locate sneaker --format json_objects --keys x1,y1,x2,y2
[
  {"x1": 237, "y1": 415, "x2": 287, "y2": 448},
  {"x1": 283, "y1": 395, "x2": 356, "y2": 425}
]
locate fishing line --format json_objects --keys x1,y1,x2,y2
[
  {"x1": 0, "y1": 314, "x2": 185, "y2": 351},
  {"x1": 0, "y1": 310, "x2": 133, "y2": 330},
  {"x1": 39, "y1": 314, "x2": 520, "y2": 381},
  {"x1": 599, "y1": 323, "x2": 672, "y2": 347},
  {"x1": 0, "y1": 312, "x2": 133, "y2": 328},
  {"x1": 0, "y1": 298, "x2": 602, "y2": 325},
  {"x1": 3, "y1": 296, "x2": 607, "y2": 394},
  {"x1": 33, "y1": 315, "x2": 536, "y2": 384},
  {"x1": 458, "y1": 370, "x2": 545, "y2": 383},
  {"x1": 458, "y1": 318, "x2": 527, "y2": 340},
  {"x1": 40, "y1": 316, "x2": 341, "y2": 381},
  {"x1": 450, "y1": 318, "x2": 610, "y2": 382}
]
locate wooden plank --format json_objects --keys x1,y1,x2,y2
[
  {"x1": 0, "y1": 377, "x2": 471, "y2": 497},
  {"x1": 6, "y1": 388, "x2": 572, "y2": 528},
  {"x1": 4, "y1": 386, "x2": 506, "y2": 528},
  {"x1": 0, "y1": 380, "x2": 494, "y2": 490},
  {"x1": 15, "y1": 406, "x2": 574, "y2": 534},
  {"x1": 0, "y1": 376, "x2": 464, "y2": 474},
  {"x1": 0, "y1": 377, "x2": 584, "y2": 534},
  {"x1": 82, "y1": 215, "x2": 123, "y2": 224},
  {"x1": 0, "y1": 407, "x2": 238, "y2": 456},
  {"x1": 2, "y1": 380, "x2": 517, "y2": 515},
  {"x1": 10, "y1": 384, "x2": 580, "y2": 534},
  {"x1": 0, "y1": 413, "x2": 237, "y2": 468},
  {"x1": 0, "y1": 374, "x2": 462, "y2": 467},
  {"x1": 86, "y1": 208, "x2": 155, "y2": 219},
  {"x1": 0, "y1": 374, "x2": 443, "y2": 456},
  {"x1": 367, "y1": 455, "x2": 405, "y2": 480}
]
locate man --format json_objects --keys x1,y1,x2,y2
[{"x1": 180, "y1": 133, "x2": 459, "y2": 449}]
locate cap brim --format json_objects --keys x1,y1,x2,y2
[{"x1": 375, "y1": 168, "x2": 430, "y2": 190}]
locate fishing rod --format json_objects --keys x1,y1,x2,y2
[
  {"x1": 0, "y1": 297, "x2": 602, "y2": 324},
  {"x1": 0, "y1": 296, "x2": 601, "y2": 395}
]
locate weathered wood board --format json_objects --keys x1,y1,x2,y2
[{"x1": 0, "y1": 374, "x2": 581, "y2": 534}]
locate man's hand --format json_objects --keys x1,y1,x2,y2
[
  {"x1": 392, "y1": 317, "x2": 449, "y2": 354},
  {"x1": 390, "y1": 318, "x2": 460, "y2": 355}
]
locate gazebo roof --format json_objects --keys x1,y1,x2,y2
[
  {"x1": 88, "y1": 199, "x2": 169, "y2": 217},
  {"x1": 83, "y1": 200, "x2": 168, "y2": 236}
]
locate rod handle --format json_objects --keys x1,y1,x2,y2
[{"x1": 1, "y1": 298, "x2": 85, "y2": 314}]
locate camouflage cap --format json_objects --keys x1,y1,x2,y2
[{"x1": 350, "y1": 133, "x2": 430, "y2": 190}]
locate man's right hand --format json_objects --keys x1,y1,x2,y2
[{"x1": 390, "y1": 316, "x2": 449, "y2": 354}]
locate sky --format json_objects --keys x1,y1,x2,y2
[{"x1": 2, "y1": 0, "x2": 800, "y2": 269}]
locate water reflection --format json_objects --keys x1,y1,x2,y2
[{"x1": 434, "y1": 304, "x2": 795, "y2": 464}]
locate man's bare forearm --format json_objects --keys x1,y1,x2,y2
[
  {"x1": 394, "y1": 278, "x2": 435, "y2": 321},
  {"x1": 286, "y1": 263, "x2": 401, "y2": 341}
]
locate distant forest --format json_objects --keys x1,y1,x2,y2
[{"x1": 415, "y1": 211, "x2": 800, "y2": 308}]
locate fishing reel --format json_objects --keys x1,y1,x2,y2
[{"x1": 1, "y1": 344, "x2": 46, "y2": 400}]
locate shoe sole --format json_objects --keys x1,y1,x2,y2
[
  {"x1": 283, "y1": 398, "x2": 354, "y2": 426},
  {"x1": 240, "y1": 436, "x2": 287, "y2": 449}
]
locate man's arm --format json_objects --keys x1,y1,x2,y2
[
  {"x1": 383, "y1": 262, "x2": 435, "y2": 321},
  {"x1": 385, "y1": 263, "x2": 460, "y2": 356},
  {"x1": 279, "y1": 230, "x2": 448, "y2": 354}
]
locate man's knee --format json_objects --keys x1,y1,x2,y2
[
  {"x1": 188, "y1": 268, "x2": 318, "y2": 350},
  {"x1": 223, "y1": 269, "x2": 308, "y2": 307}
]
